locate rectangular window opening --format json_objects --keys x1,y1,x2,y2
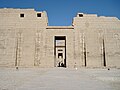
[
  {"x1": 79, "y1": 14, "x2": 83, "y2": 17},
  {"x1": 20, "y1": 14, "x2": 24, "y2": 17},
  {"x1": 37, "y1": 13, "x2": 41, "y2": 17}
]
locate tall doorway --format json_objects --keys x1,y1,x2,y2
[{"x1": 54, "y1": 36, "x2": 66, "y2": 67}]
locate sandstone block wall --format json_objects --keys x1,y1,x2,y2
[
  {"x1": 0, "y1": 8, "x2": 48, "y2": 67},
  {"x1": 0, "y1": 8, "x2": 120, "y2": 68},
  {"x1": 73, "y1": 13, "x2": 120, "y2": 68}
]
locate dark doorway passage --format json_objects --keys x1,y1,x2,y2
[
  {"x1": 54, "y1": 36, "x2": 66, "y2": 67},
  {"x1": 58, "y1": 53, "x2": 63, "y2": 58}
]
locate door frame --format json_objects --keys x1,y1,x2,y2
[{"x1": 54, "y1": 36, "x2": 66, "y2": 67}]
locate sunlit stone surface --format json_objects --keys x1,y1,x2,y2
[{"x1": 0, "y1": 8, "x2": 120, "y2": 68}]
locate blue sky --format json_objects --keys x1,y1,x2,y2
[{"x1": 0, "y1": 0, "x2": 120, "y2": 26}]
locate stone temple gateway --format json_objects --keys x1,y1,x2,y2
[{"x1": 0, "y1": 8, "x2": 120, "y2": 68}]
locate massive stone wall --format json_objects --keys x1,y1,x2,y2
[
  {"x1": 0, "y1": 8, "x2": 48, "y2": 67},
  {"x1": 0, "y1": 8, "x2": 120, "y2": 68},
  {"x1": 45, "y1": 26, "x2": 74, "y2": 68},
  {"x1": 73, "y1": 13, "x2": 120, "y2": 68}
]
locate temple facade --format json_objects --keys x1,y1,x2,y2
[{"x1": 0, "y1": 8, "x2": 120, "y2": 68}]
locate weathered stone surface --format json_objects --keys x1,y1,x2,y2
[{"x1": 0, "y1": 8, "x2": 120, "y2": 68}]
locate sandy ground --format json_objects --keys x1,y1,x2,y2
[{"x1": 0, "y1": 68, "x2": 120, "y2": 90}]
